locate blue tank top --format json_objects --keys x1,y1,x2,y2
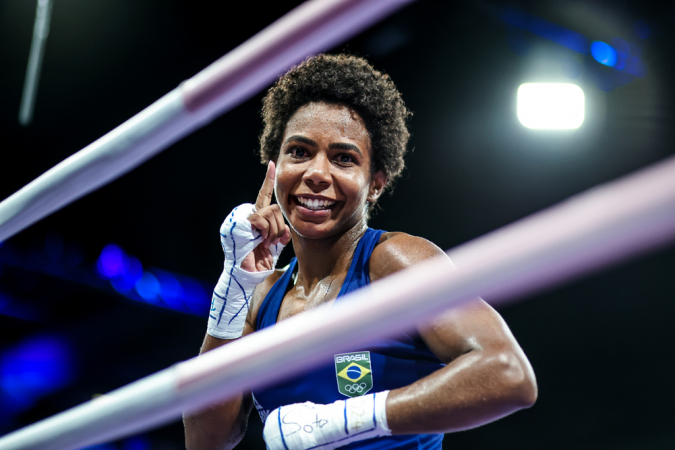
[{"x1": 252, "y1": 228, "x2": 445, "y2": 450}]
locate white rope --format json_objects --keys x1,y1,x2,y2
[
  {"x1": 1, "y1": 153, "x2": 674, "y2": 450},
  {"x1": 0, "y1": 0, "x2": 413, "y2": 244}
]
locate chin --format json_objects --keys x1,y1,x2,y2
[
  {"x1": 290, "y1": 220, "x2": 340, "y2": 240},
  {"x1": 288, "y1": 209, "x2": 365, "y2": 241}
]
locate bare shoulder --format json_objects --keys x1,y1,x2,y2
[
  {"x1": 370, "y1": 232, "x2": 449, "y2": 282},
  {"x1": 247, "y1": 267, "x2": 288, "y2": 330}
]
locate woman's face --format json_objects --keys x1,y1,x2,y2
[{"x1": 275, "y1": 101, "x2": 385, "y2": 239}]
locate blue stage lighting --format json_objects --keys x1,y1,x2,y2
[
  {"x1": 180, "y1": 279, "x2": 210, "y2": 316},
  {"x1": 135, "y1": 271, "x2": 161, "y2": 302},
  {"x1": 155, "y1": 270, "x2": 186, "y2": 310},
  {"x1": 121, "y1": 435, "x2": 151, "y2": 450},
  {"x1": 111, "y1": 256, "x2": 143, "y2": 294},
  {"x1": 591, "y1": 41, "x2": 617, "y2": 67},
  {"x1": 0, "y1": 336, "x2": 74, "y2": 409},
  {"x1": 97, "y1": 244, "x2": 128, "y2": 278}
]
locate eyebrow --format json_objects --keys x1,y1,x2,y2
[
  {"x1": 284, "y1": 135, "x2": 317, "y2": 147},
  {"x1": 283, "y1": 135, "x2": 363, "y2": 157}
]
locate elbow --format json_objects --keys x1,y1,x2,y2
[
  {"x1": 495, "y1": 350, "x2": 538, "y2": 409},
  {"x1": 515, "y1": 374, "x2": 538, "y2": 409}
]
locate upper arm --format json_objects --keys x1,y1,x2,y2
[{"x1": 370, "y1": 234, "x2": 525, "y2": 364}]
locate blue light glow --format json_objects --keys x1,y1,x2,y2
[
  {"x1": 97, "y1": 244, "x2": 128, "y2": 278},
  {"x1": 121, "y1": 435, "x2": 151, "y2": 450},
  {"x1": 180, "y1": 279, "x2": 210, "y2": 316},
  {"x1": 591, "y1": 41, "x2": 617, "y2": 67},
  {"x1": 155, "y1": 270, "x2": 185, "y2": 310},
  {"x1": 0, "y1": 336, "x2": 74, "y2": 409},
  {"x1": 111, "y1": 256, "x2": 143, "y2": 293},
  {"x1": 97, "y1": 243, "x2": 210, "y2": 315},
  {"x1": 135, "y1": 271, "x2": 161, "y2": 302}
]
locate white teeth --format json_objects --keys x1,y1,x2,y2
[{"x1": 297, "y1": 197, "x2": 336, "y2": 210}]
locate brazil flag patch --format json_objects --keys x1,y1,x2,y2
[{"x1": 334, "y1": 351, "x2": 373, "y2": 398}]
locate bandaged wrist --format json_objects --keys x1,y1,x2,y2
[
  {"x1": 207, "y1": 203, "x2": 284, "y2": 339},
  {"x1": 263, "y1": 391, "x2": 391, "y2": 450},
  {"x1": 207, "y1": 265, "x2": 270, "y2": 339}
]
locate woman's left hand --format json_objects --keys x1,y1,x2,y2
[{"x1": 242, "y1": 161, "x2": 292, "y2": 272}]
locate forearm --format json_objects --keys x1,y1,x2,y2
[
  {"x1": 184, "y1": 335, "x2": 252, "y2": 450},
  {"x1": 184, "y1": 396, "x2": 251, "y2": 450},
  {"x1": 386, "y1": 348, "x2": 537, "y2": 435},
  {"x1": 186, "y1": 194, "x2": 288, "y2": 448}
]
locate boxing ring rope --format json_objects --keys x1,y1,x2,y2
[
  {"x1": 0, "y1": 0, "x2": 413, "y2": 244},
  {"x1": 0, "y1": 1, "x2": 674, "y2": 449},
  {"x1": 1, "y1": 159, "x2": 674, "y2": 450}
]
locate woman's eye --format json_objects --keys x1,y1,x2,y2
[
  {"x1": 289, "y1": 147, "x2": 308, "y2": 158},
  {"x1": 336, "y1": 154, "x2": 354, "y2": 164}
]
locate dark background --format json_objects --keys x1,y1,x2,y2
[{"x1": 1, "y1": 1, "x2": 675, "y2": 449}]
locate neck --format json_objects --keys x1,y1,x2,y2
[{"x1": 291, "y1": 220, "x2": 368, "y2": 291}]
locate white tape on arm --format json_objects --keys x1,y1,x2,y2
[
  {"x1": 263, "y1": 391, "x2": 391, "y2": 450},
  {"x1": 207, "y1": 203, "x2": 284, "y2": 339}
]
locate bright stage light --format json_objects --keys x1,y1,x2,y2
[
  {"x1": 517, "y1": 83, "x2": 585, "y2": 129},
  {"x1": 591, "y1": 41, "x2": 617, "y2": 67},
  {"x1": 135, "y1": 272, "x2": 161, "y2": 302}
]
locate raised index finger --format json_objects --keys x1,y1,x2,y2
[{"x1": 255, "y1": 161, "x2": 276, "y2": 210}]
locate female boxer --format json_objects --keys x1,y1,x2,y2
[{"x1": 184, "y1": 54, "x2": 537, "y2": 450}]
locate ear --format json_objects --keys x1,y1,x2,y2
[{"x1": 368, "y1": 171, "x2": 387, "y2": 203}]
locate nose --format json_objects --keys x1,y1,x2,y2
[{"x1": 302, "y1": 152, "x2": 332, "y2": 188}]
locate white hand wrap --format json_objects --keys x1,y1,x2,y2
[
  {"x1": 207, "y1": 203, "x2": 284, "y2": 339},
  {"x1": 263, "y1": 392, "x2": 391, "y2": 450}
]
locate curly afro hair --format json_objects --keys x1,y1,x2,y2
[{"x1": 258, "y1": 54, "x2": 411, "y2": 194}]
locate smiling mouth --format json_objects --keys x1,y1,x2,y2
[{"x1": 295, "y1": 196, "x2": 337, "y2": 211}]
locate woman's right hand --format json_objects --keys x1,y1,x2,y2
[{"x1": 242, "y1": 161, "x2": 291, "y2": 273}]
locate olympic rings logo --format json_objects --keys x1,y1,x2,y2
[{"x1": 344, "y1": 383, "x2": 367, "y2": 394}]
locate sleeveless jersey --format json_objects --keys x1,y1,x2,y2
[{"x1": 252, "y1": 228, "x2": 445, "y2": 449}]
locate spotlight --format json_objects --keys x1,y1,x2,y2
[
  {"x1": 135, "y1": 272, "x2": 161, "y2": 302},
  {"x1": 517, "y1": 83, "x2": 585, "y2": 129},
  {"x1": 96, "y1": 244, "x2": 128, "y2": 279},
  {"x1": 591, "y1": 41, "x2": 618, "y2": 67}
]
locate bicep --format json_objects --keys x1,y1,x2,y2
[{"x1": 370, "y1": 234, "x2": 521, "y2": 364}]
